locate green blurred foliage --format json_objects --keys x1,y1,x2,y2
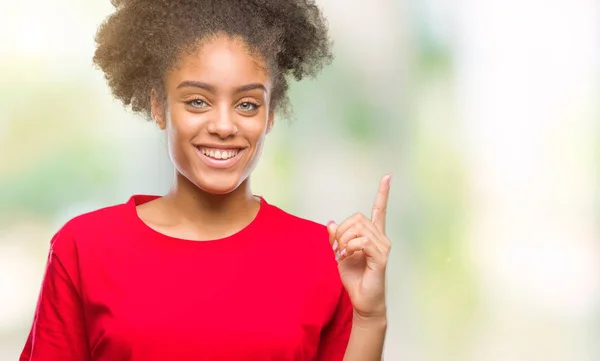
[
  {"x1": 0, "y1": 143, "x2": 115, "y2": 219},
  {"x1": 0, "y1": 80, "x2": 118, "y2": 220}
]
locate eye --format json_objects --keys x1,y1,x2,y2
[
  {"x1": 236, "y1": 102, "x2": 260, "y2": 112},
  {"x1": 186, "y1": 99, "x2": 208, "y2": 108}
]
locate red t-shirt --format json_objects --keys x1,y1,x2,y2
[{"x1": 20, "y1": 195, "x2": 352, "y2": 361}]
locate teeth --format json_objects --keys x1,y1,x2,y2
[{"x1": 200, "y1": 147, "x2": 239, "y2": 160}]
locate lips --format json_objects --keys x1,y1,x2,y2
[
  {"x1": 193, "y1": 145, "x2": 246, "y2": 169},
  {"x1": 197, "y1": 147, "x2": 241, "y2": 160}
]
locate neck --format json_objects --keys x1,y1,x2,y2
[{"x1": 163, "y1": 172, "x2": 259, "y2": 231}]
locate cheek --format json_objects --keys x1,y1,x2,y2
[
  {"x1": 246, "y1": 111, "x2": 270, "y2": 136},
  {"x1": 166, "y1": 107, "x2": 196, "y2": 141},
  {"x1": 248, "y1": 120, "x2": 269, "y2": 150},
  {"x1": 247, "y1": 129, "x2": 268, "y2": 165},
  {"x1": 165, "y1": 111, "x2": 198, "y2": 162}
]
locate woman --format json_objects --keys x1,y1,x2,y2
[{"x1": 20, "y1": 0, "x2": 392, "y2": 360}]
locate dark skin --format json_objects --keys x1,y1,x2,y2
[{"x1": 136, "y1": 33, "x2": 390, "y2": 361}]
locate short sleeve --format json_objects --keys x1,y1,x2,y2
[
  {"x1": 20, "y1": 226, "x2": 91, "y2": 361},
  {"x1": 315, "y1": 288, "x2": 353, "y2": 361}
]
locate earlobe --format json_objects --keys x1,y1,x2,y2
[{"x1": 150, "y1": 88, "x2": 166, "y2": 130}]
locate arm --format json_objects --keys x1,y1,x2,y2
[
  {"x1": 20, "y1": 227, "x2": 91, "y2": 361},
  {"x1": 328, "y1": 174, "x2": 393, "y2": 361},
  {"x1": 344, "y1": 313, "x2": 387, "y2": 361},
  {"x1": 315, "y1": 289, "x2": 387, "y2": 361}
]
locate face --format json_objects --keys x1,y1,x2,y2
[{"x1": 151, "y1": 35, "x2": 274, "y2": 195}]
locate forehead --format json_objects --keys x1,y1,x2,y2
[{"x1": 166, "y1": 35, "x2": 271, "y2": 90}]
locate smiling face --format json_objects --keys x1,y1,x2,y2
[{"x1": 151, "y1": 34, "x2": 274, "y2": 195}]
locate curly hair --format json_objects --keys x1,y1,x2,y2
[{"x1": 93, "y1": 0, "x2": 333, "y2": 120}]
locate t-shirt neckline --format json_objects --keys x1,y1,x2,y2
[{"x1": 126, "y1": 194, "x2": 268, "y2": 245}]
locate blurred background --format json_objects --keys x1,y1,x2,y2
[{"x1": 1, "y1": 0, "x2": 598, "y2": 360}]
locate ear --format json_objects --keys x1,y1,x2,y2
[
  {"x1": 151, "y1": 88, "x2": 166, "y2": 130},
  {"x1": 266, "y1": 110, "x2": 275, "y2": 134}
]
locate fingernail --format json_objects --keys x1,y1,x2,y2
[
  {"x1": 333, "y1": 240, "x2": 338, "y2": 252},
  {"x1": 340, "y1": 248, "x2": 347, "y2": 257},
  {"x1": 387, "y1": 173, "x2": 392, "y2": 184},
  {"x1": 327, "y1": 220, "x2": 335, "y2": 227},
  {"x1": 335, "y1": 250, "x2": 341, "y2": 261}
]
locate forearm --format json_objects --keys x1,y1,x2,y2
[{"x1": 343, "y1": 313, "x2": 387, "y2": 361}]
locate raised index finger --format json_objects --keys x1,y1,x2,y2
[{"x1": 371, "y1": 174, "x2": 392, "y2": 233}]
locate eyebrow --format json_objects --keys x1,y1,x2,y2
[{"x1": 176, "y1": 81, "x2": 267, "y2": 94}]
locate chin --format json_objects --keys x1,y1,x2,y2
[{"x1": 194, "y1": 175, "x2": 244, "y2": 195}]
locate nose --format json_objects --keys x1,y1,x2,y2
[{"x1": 206, "y1": 106, "x2": 237, "y2": 139}]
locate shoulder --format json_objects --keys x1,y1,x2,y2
[
  {"x1": 261, "y1": 199, "x2": 334, "y2": 256},
  {"x1": 50, "y1": 197, "x2": 135, "y2": 254},
  {"x1": 60, "y1": 202, "x2": 128, "y2": 237},
  {"x1": 261, "y1": 200, "x2": 344, "y2": 313}
]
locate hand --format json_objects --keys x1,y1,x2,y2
[{"x1": 328, "y1": 174, "x2": 392, "y2": 320}]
